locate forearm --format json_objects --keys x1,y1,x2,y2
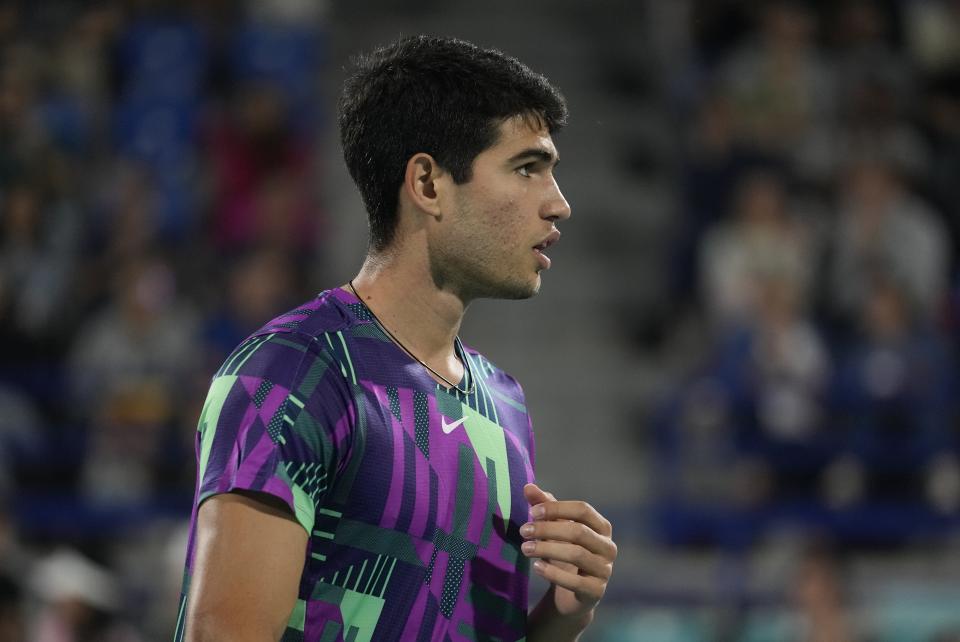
[{"x1": 526, "y1": 587, "x2": 595, "y2": 642}]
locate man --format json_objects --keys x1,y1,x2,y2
[{"x1": 176, "y1": 35, "x2": 617, "y2": 642}]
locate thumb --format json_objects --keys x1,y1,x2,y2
[{"x1": 524, "y1": 482, "x2": 552, "y2": 507}]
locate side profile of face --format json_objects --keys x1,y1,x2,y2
[{"x1": 428, "y1": 115, "x2": 572, "y2": 301}]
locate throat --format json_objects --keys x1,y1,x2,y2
[{"x1": 347, "y1": 280, "x2": 475, "y2": 394}]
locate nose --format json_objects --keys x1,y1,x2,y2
[{"x1": 542, "y1": 178, "x2": 571, "y2": 221}]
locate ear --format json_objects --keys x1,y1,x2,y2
[{"x1": 402, "y1": 153, "x2": 447, "y2": 219}]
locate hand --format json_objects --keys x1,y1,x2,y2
[{"x1": 521, "y1": 483, "x2": 617, "y2": 618}]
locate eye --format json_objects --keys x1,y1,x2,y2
[{"x1": 517, "y1": 164, "x2": 533, "y2": 178}]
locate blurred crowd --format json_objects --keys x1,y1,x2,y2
[
  {"x1": 0, "y1": 0, "x2": 960, "y2": 640},
  {"x1": 0, "y1": 1, "x2": 327, "y2": 639},
  {"x1": 631, "y1": 1, "x2": 960, "y2": 639},
  {"x1": 652, "y1": 0, "x2": 960, "y2": 556}
]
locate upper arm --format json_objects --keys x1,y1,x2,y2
[
  {"x1": 184, "y1": 491, "x2": 309, "y2": 642},
  {"x1": 195, "y1": 332, "x2": 353, "y2": 534},
  {"x1": 184, "y1": 331, "x2": 355, "y2": 640}
]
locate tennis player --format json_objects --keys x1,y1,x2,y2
[{"x1": 176, "y1": 35, "x2": 616, "y2": 641}]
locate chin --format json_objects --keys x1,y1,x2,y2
[
  {"x1": 494, "y1": 275, "x2": 541, "y2": 300},
  {"x1": 452, "y1": 266, "x2": 542, "y2": 302}
]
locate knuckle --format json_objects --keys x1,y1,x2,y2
[
  {"x1": 569, "y1": 573, "x2": 585, "y2": 591},
  {"x1": 573, "y1": 546, "x2": 588, "y2": 565},
  {"x1": 601, "y1": 562, "x2": 614, "y2": 580},
  {"x1": 609, "y1": 540, "x2": 619, "y2": 560},
  {"x1": 588, "y1": 577, "x2": 605, "y2": 600},
  {"x1": 596, "y1": 580, "x2": 607, "y2": 600},
  {"x1": 574, "y1": 522, "x2": 591, "y2": 543},
  {"x1": 582, "y1": 576, "x2": 603, "y2": 598},
  {"x1": 601, "y1": 517, "x2": 613, "y2": 535}
]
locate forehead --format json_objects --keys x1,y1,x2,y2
[{"x1": 485, "y1": 114, "x2": 558, "y2": 158}]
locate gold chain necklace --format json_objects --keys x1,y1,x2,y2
[{"x1": 348, "y1": 280, "x2": 476, "y2": 395}]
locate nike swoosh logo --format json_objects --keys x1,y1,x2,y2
[{"x1": 441, "y1": 417, "x2": 467, "y2": 434}]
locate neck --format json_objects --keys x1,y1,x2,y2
[{"x1": 347, "y1": 244, "x2": 468, "y2": 381}]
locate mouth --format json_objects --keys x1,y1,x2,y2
[{"x1": 532, "y1": 230, "x2": 561, "y2": 269}]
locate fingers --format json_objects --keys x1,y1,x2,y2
[
  {"x1": 530, "y1": 498, "x2": 613, "y2": 538},
  {"x1": 521, "y1": 486, "x2": 617, "y2": 612},
  {"x1": 521, "y1": 538, "x2": 613, "y2": 579},
  {"x1": 531, "y1": 559, "x2": 607, "y2": 605},
  {"x1": 523, "y1": 482, "x2": 555, "y2": 506},
  {"x1": 520, "y1": 519, "x2": 618, "y2": 563}
]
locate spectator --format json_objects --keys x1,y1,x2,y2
[
  {"x1": 828, "y1": 159, "x2": 949, "y2": 326},
  {"x1": 790, "y1": 543, "x2": 856, "y2": 642},
  {"x1": 672, "y1": 91, "x2": 777, "y2": 302},
  {"x1": 28, "y1": 549, "x2": 142, "y2": 642},
  {"x1": 66, "y1": 257, "x2": 200, "y2": 501},
  {"x1": 719, "y1": 1, "x2": 835, "y2": 168},
  {"x1": 204, "y1": 81, "x2": 317, "y2": 254},
  {"x1": 738, "y1": 540, "x2": 858, "y2": 641},
  {"x1": 700, "y1": 169, "x2": 816, "y2": 328},
  {"x1": 80, "y1": 161, "x2": 162, "y2": 312},
  {"x1": 724, "y1": 274, "x2": 831, "y2": 445},
  {"x1": 832, "y1": 273, "x2": 957, "y2": 509},
  {"x1": 80, "y1": 380, "x2": 175, "y2": 504},
  {"x1": 0, "y1": 386, "x2": 41, "y2": 496},
  {"x1": 709, "y1": 272, "x2": 832, "y2": 505},
  {"x1": 0, "y1": 175, "x2": 81, "y2": 358},
  {"x1": 200, "y1": 246, "x2": 300, "y2": 366},
  {"x1": 68, "y1": 257, "x2": 199, "y2": 411},
  {"x1": 818, "y1": 1, "x2": 929, "y2": 183}
]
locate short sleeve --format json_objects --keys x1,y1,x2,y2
[{"x1": 194, "y1": 331, "x2": 354, "y2": 534}]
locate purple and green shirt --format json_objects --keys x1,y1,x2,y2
[{"x1": 175, "y1": 288, "x2": 537, "y2": 641}]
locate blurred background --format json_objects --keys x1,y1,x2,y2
[{"x1": 1, "y1": 0, "x2": 960, "y2": 640}]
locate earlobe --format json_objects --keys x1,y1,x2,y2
[{"x1": 404, "y1": 153, "x2": 444, "y2": 219}]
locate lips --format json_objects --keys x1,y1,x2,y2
[
  {"x1": 532, "y1": 229, "x2": 561, "y2": 269},
  {"x1": 533, "y1": 229, "x2": 561, "y2": 253}
]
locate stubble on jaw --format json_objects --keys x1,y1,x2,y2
[
  {"x1": 427, "y1": 136, "x2": 546, "y2": 303},
  {"x1": 427, "y1": 241, "x2": 540, "y2": 304},
  {"x1": 426, "y1": 203, "x2": 541, "y2": 303}
]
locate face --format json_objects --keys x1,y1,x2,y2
[{"x1": 428, "y1": 115, "x2": 571, "y2": 301}]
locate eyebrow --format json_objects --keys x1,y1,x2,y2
[{"x1": 507, "y1": 148, "x2": 559, "y2": 166}]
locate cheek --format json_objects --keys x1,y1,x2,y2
[
  {"x1": 480, "y1": 203, "x2": 523, "y2": 255},
  {"x1": 454, "y1": 186, "x2": 526, "y2": 253},
  {"x1": 490, "y1": 197, "x2": 522, "y2": 232}
]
